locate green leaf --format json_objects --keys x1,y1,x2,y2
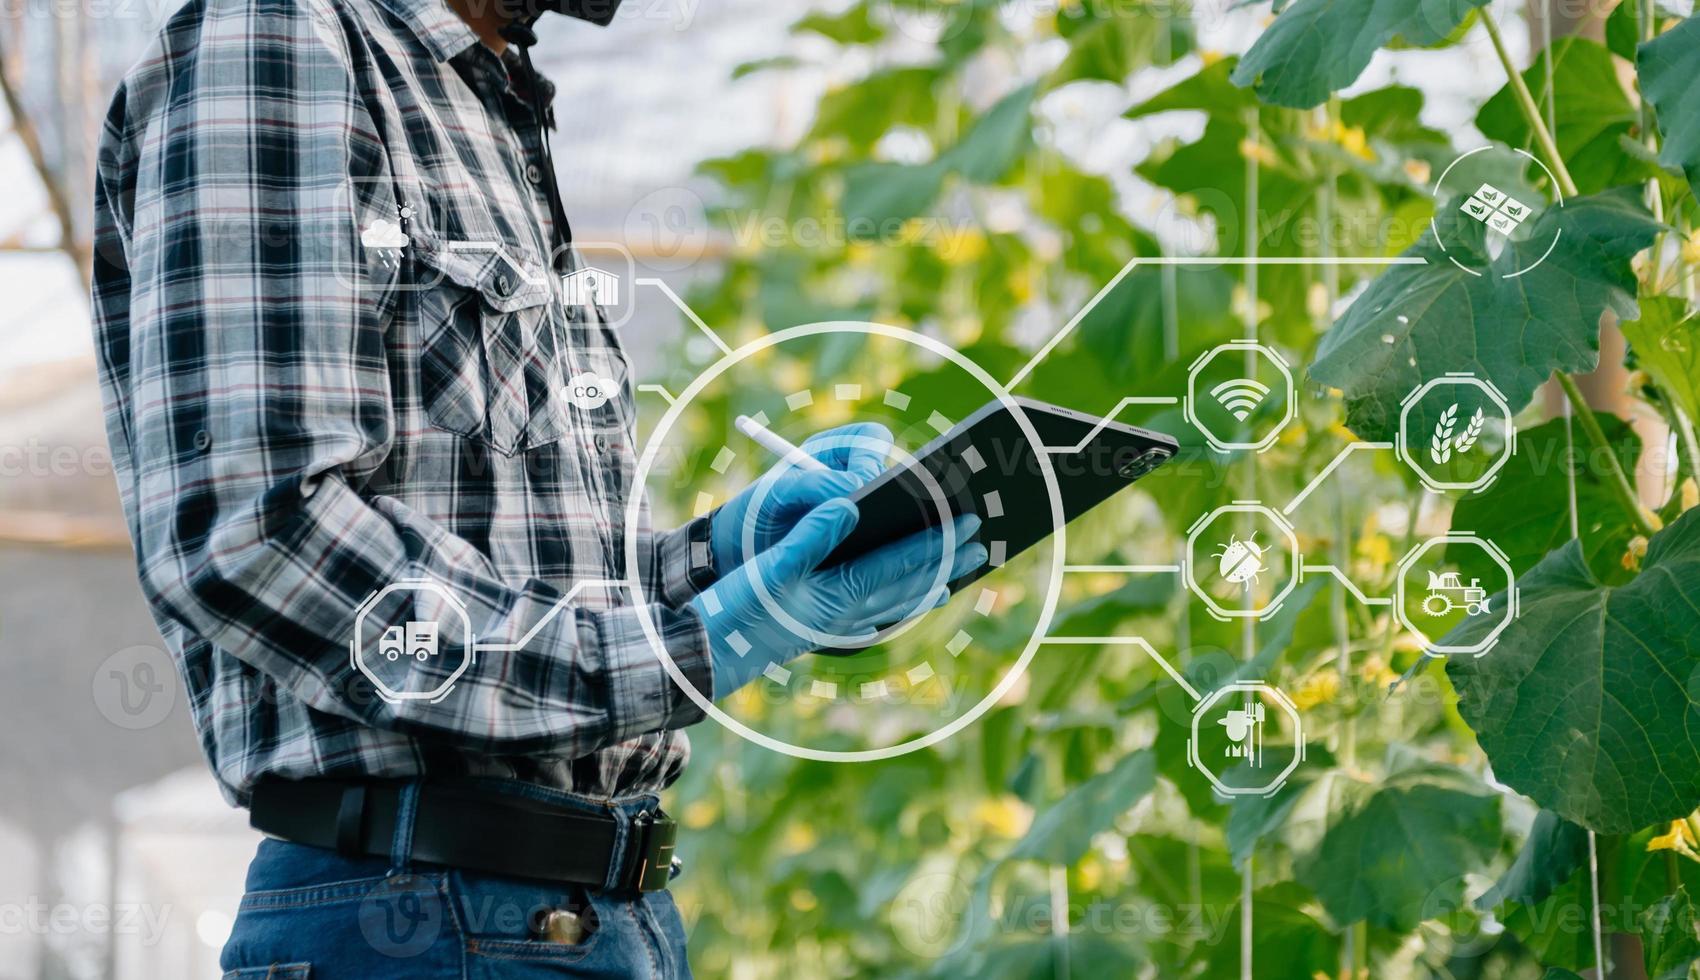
[
  {"x1": 1448, "y1": 415, "x2": 1644, "y2": 588},
  {"x1": 792, "y1": 3, "x2": 885, "y2": 44},
  {"x1": 1007, "y1": 750, "x2": 1156, "y2": 865},
  {"x1": 1476, "y1": 809, "x2": 1590, "y2": 910},
  {"x1": 1623, "y1": 295, "x2": 1700, "y2": 423},
  {"x1": 1477, "y1": 38, "x2": 1652, "y2": 195},
  {"x1": 731, "y1": 56, "x2": 803, "y2": 80},
  {"x1": 1075, "y1": 264, "x2": 1238, "y2": 374},
  {"x1": 1446, "y1": 507, "x2": 1700, "y2": 833},
  {"x1": 838, "y1": 161, "x2": 947, "y2": 231},
  {"x1": 1312, "y1": 187, "x2": 1661, "y2": 442},
  {"x1": 1230, "y1": 0, "x2": 1489, "y2": 108},
  {"x1": 1125, "y1": 56, "x2": 1255, "y2": 120},
  {"x1": 1287, "y1": 766, "x2": 1501, "y2": 929},
  {"x1": 1202, "y1": 882, "x2": 1342, "y2": 977},
  {"x1": 940, "y1": 83, "x2": 1038, "y2": 183},
  {"x1": 1050, "y1": 1, "x2": 1191, "y2": 86},
  {"x1": 1643, "y1": 888, "x2": 1700, "y2": 980},
  {"x1": 835, "y1": 84, "x2": 1034, "y2": 232},
  {"x1": 809, "y1": 67, "x2": 939, "y2": 150},
  {"x1": 1639, "y1": 15, "x2": 1700, "y2": 187}
]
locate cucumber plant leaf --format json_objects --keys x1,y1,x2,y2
[
  {"x1": 1622, "y1": 295, "x2": 1700, "y2": 424},
  {"x1": 1638, "y1": 15, "x2": 1700, "y2": 187},
  {"x1": 1476, "y1": 809, "x2": 1589, "y2": 910},
  {"x1": 1449, "y1": 415, "x2": 1644, "y2": 587},
  {"x1": 1312, "y1": 187, "x2": 1661, "y2": 442},
  {"x1": 1286, "y1": 765, "x2": 1500, "y2": 929},
  {"x1": 1477, "y1": 37, "x2": 1654, "y2": 195},
  {"x1": 1642, "y1": 888, "x2": 1700, "y2": 980},
  {"x1": 839, "y1": 83, "x2": 1036, "y2": 232},
  {"x1": 1230, "y1": 0, "x2": 1489, "y2": 108},
  {"x1": 1446, "y1": 507, "x2": 1700, "y2": 834},
  {"x1": 1007, "y1": 749, "x2": 1156, "y2": 865}
]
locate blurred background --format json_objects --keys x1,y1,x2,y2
[{"x1": 0, "y1": 0, "x2": 1652, "y2": 977}]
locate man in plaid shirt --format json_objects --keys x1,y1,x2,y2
[{"x1": 91, "y1": 0, "x2": 984, "y2": 973}]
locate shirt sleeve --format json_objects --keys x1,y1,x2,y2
[
  {"x1": 639, "y1": 511, "x2": 718, "y2": 608},
  {"x1": 90, "y1": 0, "x2": 712, "y2": 757}
]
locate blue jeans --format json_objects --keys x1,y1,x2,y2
[{"x1": 219, "y1": 781, "x2": 693, "y2": 979}]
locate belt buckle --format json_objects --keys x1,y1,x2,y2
[{"x1": 628, "y1": 810, "x2": 677, "y2": 893}]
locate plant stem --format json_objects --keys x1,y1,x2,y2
[
  {"x1": 1557, "y1": 371, "x2": 1660, "y2": 536},
  {"x1": 1479, "y1": 11, "x2": 1661, "y2": 539},
  {"x1": 1480, "y1": 9, "x2": 1579, "y2": 199}
]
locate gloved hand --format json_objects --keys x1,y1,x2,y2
[
  {"x1": 709, "y1": 422, "x2": 893, "y2": 575},
  {"x1": 692, "y1": 501, "x2": 988, "y2": 697}
]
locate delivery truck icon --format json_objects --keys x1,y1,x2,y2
[{"x1": 378, "y1": 622, "x2": 440, "y2": 663}]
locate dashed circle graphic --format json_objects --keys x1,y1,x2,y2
[{"x1": 624, "y1": 321, "x2": 1067, "y2": 762}]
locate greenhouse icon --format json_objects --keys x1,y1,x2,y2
[{"x1": 1459, "y1": 182, "x2": 1532, "y2": 237}]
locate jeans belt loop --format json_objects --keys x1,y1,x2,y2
[{"x1": 389, "y1": 781, "x2": 423, "y2": 872}]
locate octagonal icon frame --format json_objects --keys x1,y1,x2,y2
[
  {"x1": 1188, "y1": 681, "x2": 1305, "y2": 798},
  {"x1": 1184, "y1": 502, "x2": 1302, "y2": 622},
  {"x1": 1396, "y1": 374, "x2": 1517, "y2": 493},
  {"x1": 351, "y1": 578, "x2": 476, "y2": 704},
  {"x1": 1394, "y1": 533, "x2": 1519, "y2": 657},
  {"x1": 1184, "y1": 340, "x2": 1298, "y2": 453}
]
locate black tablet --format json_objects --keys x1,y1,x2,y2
[{"x1": 819, "y1": 396, "x2": 1178, "y2": 590}]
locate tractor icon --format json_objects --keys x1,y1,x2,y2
[
  {"x1": 378, "y1": 622, "x2": 440, "y2": 662},
  {"x1": 1422, "y1": 571, "x2": 1490, "y2": 617}
]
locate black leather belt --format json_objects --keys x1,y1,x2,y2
[{"x1": 249, "y1": 779, "x2": 678, "y2": 893}]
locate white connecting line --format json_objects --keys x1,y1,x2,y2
[
  {"x1": 1045, "y1": 396, "x2": 1182, "y2": 453},
  {"x1": 638, "y1": 277, "x2": 733, "y2": 356},
  {"x1": 1282, "y1": 441, "x2": 1393, "y2": 514},
  {"x1": 1040, "y1": 636, "x2": 1201, "y2": 701},
  {"x1": 473, "y1": 579, "x2": 628, "y2": 652},
  {"x1": 1004, "y1": 254, "x2": 1429, "y2": 393},
  {"x1": 1062, "y1": 563, "x2": 1181, "y2": 574},
  {"x1": 1299, "y1": 564, "x2": 1392, "y2": 607}
]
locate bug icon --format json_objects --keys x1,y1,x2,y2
[{"x1": 1212, "y1": 533, "x2": 1267, "y2": 587}]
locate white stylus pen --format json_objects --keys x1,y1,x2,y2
[{"x1": 734, "y1": 414, "x2": 829, "y2": 472}]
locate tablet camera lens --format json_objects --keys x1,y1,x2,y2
[{"x1": 1118, "y1": 448, "x2": 1172, "y2": 479}]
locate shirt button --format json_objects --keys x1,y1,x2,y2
[
  {"x1": 525, "y1": 163, "x2": 544, "y2": 185},
  {"x1": 192, "y1": 429, "x2": 212, "y2": 452},
  {"x1": 494, "y1": 273, "x2": 511, "y2": 294},
  {"x1": 593, "y1": 435, "x2": 608, "y2": 453}
]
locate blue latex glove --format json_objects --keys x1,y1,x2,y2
[
  {"x1": 709, "y1": 422, "x2": 893, "y2": 575},
  {"x1": 693, "y1": 501, "x2": 988, "y2": 696}
]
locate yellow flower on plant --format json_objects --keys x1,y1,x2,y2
[
  {"x1": 974, "y1": 796, "x2": 1034, "y2": 839},
  {"x1": 681, "y1": 799, "x2": 718, "y2": 829},
  {"x1": 1648, "y1": 819, "x2": 1700, "y2": 862},
  {"x1": 1682, "y1": 228, "x2": 1700, "y2": 267},
  {"x1": 935, "y1": 227, "x2": 987, "y2": 264},
  {"x1": 784, "y1": 823, "x2": 818, "y2": 853},
  {"x1": 1291, "y1": 670, "x2": 1339, "y2": 710},
  {"x1": 1357, "y1": 533, "x2": 1393, "y2": 569},
  {"x1": 1239, "y1": 137, "x2": 1280, "y2": 168}
]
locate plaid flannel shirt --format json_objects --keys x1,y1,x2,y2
[{"x1": 90, "y1": 0, "x2": 719, "y2": 806}]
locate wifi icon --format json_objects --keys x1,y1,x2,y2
[{"x1": 1210, "y1": 378, "x2": 1271, "y2": 421}]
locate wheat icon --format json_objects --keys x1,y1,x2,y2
[
  {"x1": 1454, "y1": 408, "x2": 1485, "y2": 455},
  {"x1": 1429, "y1": 403, "x2": 1485, "y2": 465},
  {"x1": 1430, "y1": 404, "x2": 1458, "y2": 464}
]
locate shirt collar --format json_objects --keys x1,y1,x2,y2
[{"x1": 372, "y1": 0, "x2": 484, "y2": 62}]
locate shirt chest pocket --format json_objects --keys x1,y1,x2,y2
[{"x1": 411, "y1": 245, "x2": 571, "y2": 457}]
